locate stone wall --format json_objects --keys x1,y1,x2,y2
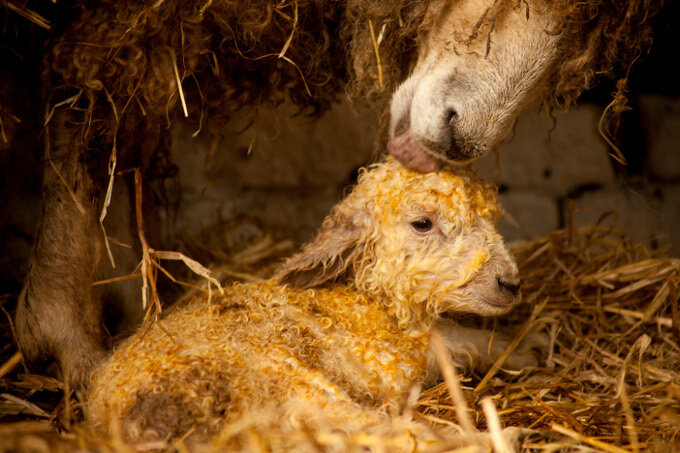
[
  {"x1": 166, "y1": 100, "x2": 377, "y2": 249},
  {"x1": 168, "y1": 96, "x2": 680, "y2": 257},
  {"x1": 473, "y1": 100, "x2": 680, "y2": 255}
]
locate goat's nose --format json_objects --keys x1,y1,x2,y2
[
  {"x1": 497, "y1": 277, "x2": 521, "y2": 297},
  {"x1": 441, "y1": 107, "x2": 481, "y2": 162},
  {"x1": 442, "y1": 108, "x2": 463, "y2": 161}
]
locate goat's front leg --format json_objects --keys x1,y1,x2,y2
[
  {"x1": 425, "y1": 318, "x2": 546, "y2": 385},
  {"x1": 15, "y1": 109, "x2": 109, "y2": 392}
]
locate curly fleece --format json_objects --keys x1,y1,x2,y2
[{"x1": 87, "y1": 159, "x2": 509, "y2": 446}]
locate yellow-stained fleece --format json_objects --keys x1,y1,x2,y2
[{"x1": 87, "y1": 158, "x2": 513, "y2": 448}]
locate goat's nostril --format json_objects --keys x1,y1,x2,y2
[
  {"x1": 497, "y1": 278, "x2": 520, "y2": 297},
  {"x1": 394, "y1": 115, "x2": 410, "y2": 136},
  {"x1": 446, "y1": 108, "x2": 458, "y2": 124}
]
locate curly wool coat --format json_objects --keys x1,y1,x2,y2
[{"x1": 86, "y1": 159, "x2": 522, "y2": 447}]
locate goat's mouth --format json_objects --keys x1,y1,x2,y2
[
  {"x1": 439, "y1": 288, "x2": 521, "y2": 318},
  {"x1": 480, "y1": 293, "x2": 521, "y2": 309},
  {"x1": 387, "y1": 117, "x2": 487, "y2": 172},
  {"x1": 476, "y1": 288, "x2": 522, "y2": 315},
  {"x1": 462, "y1": 283, "x2": 522, "y2": 316},
  {"x1": 387, "y1": 121, "x2": 444, "y2": 173}
]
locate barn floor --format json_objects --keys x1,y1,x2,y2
[{"x1": 0, "y1": 223, "x2": 679, "y2": 452}]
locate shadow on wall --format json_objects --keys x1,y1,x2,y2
[
  {"x1": 472, "y1": 100, "x2": 680, "y2": 256},
  {"x1": 165, "y1": 99, "x2": 378, "y2": 251}
]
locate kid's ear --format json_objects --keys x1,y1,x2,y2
[{"x1": 276, "y1": 212, "x2": 364, "y2": 288}]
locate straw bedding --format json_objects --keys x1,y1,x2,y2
[
  {"x1": 0, "y1": 220, "x2": 678, "y2": 452},
  {"x1": 423, "y1": 223, "x2": 680, "y2": 452}
]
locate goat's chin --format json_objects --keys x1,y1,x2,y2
[
  {"x1": 439, "y1": 291, "x2": 519, "y2": 317},
  {"x1": 472, "y1": 295, "x2": 517, "y2": 316}
]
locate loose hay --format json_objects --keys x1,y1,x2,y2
[
  {"x1": 419, "y1": 224, "x2": 680, "y2": 452},
  {"x1": 1, "y1": 223, "x2": 679, "y2": 452}
]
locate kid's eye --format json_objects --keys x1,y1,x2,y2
[{"x1": 411, "y1": 218, "x2": 433, "y2": 232}]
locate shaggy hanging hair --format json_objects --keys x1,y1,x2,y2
[
  {"x1": 47, "y1": 0, "x2": 347, "y2": 143},
  {"x1": 44, "y1": 0, "x2": 665, "y2": 150},
  {"x1": 343, "y1": 0, "x2": 666, "y2": 115},
  {"x1": 547, "y1": 0, "x2": 665, "y2": 110}
]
